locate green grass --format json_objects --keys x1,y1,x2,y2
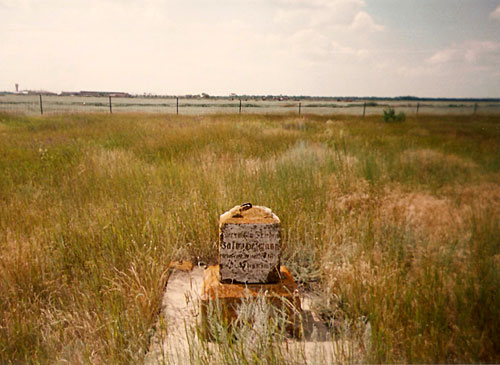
[{"x1": 0, "y1": 112, "x2": 499, "y2": 363}]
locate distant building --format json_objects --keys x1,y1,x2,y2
[
  {"x1": 109, "y1": 92, "x2": 130, "y2": 97},
  {"x1": 79, "y1": 91, "x2": 130, "y2": 97},
  {"x1": 60, "y1": 91, "x2": 78, "y2": 96},
  {"x1": 23, "y1": 90, "x2": 57, "y2": 96}
]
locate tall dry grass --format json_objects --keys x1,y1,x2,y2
[{"x1": 0, "y1": 112, "x2": 499, "y2": 363}]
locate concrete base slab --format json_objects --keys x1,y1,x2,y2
[
  {"x1": 145, "y1": 264, "x2": 356, "y2": 364},
  {"x1": 201, "y1": 265, "x2": 301, "y2": 337},
  {"x1": 145, "y1": 265, "x2": 205, "y2": 364}
]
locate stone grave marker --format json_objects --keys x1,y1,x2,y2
[
  {"x1": 219, "y1": 203, "x2": 281, "y2": 284},
  {"x1": 201, "y1": 203, "x2": 301, "y2": 338},
  {"x1": 145, "y1": 203, "x2": 346, "y2": 363}
]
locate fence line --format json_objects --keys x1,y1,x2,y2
[{"x1": 1, "y1": 94, "x2": 500, "y2": 116}]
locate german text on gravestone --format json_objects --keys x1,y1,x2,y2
[{"x1": 219, "y1": 223, "x2": 280, "y2": 283}]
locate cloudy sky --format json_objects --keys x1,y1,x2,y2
[{"x1": 1, "y1": 0, "x2": 500, "y2": 97}]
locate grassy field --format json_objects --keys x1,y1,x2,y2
[
  {"x1": 0, "y1": 112, "x2": 499, "y2": 363},
  {"x1": 2, "y1": 94, "x2": 500, "y2": 116}
]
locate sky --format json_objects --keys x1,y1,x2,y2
[{"x1": 1, "y1": 0, "x2": 500, "y2": 97}]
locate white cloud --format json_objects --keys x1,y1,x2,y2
[
  {"x1": 3, "y1": 0, "x2": 497, "y2": 97},
  {"x1": 490, "y1": 5, "x2": 500, "y2": 19},
  {"x1": 427, "y1": 48, "x2": 459, "y2": 65},
  {"x1": 272, "y1": 0, "x2": 369, "y2": 28},
  {"x1": 269, "y1": 0, "x2": 383, "y2": 70},
  {"x1": 1, "y1": 0, "x2": 171, "y2": 33},
  {"x1": 271, "y1": 0, "x2": 364, "y2": 9},
  {"x1": 281, "y1": 28, "x2": 369, "y2": 62},
  {"x1": 427, "y1": 40, "x2": 500, "y2": 65},
  {"x1": 349, "y1": 11, "x2": 384, "y2": 32},
  {"x1": 331, "y1": 41, "x2": 368, "y2": 57},
  {"x1": 286, "y1": 29, "x2": 331, "y2": 57},
  {"x1": 396, "y1": 65, "x2": 434, "y2": 78},
  {"x1": 0, "y1": 0, "x2": 32, "y2": 9}
]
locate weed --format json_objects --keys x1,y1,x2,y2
[{"x1": 383, "y1": 108, "x2": 406, "y2": 123}]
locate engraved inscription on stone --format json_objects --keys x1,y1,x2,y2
[{"x1": 219, "y1": 223, "x2": 281, "y2": 283}]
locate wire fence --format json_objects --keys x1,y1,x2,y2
[{"x1": 1, "y1": 94, "x2": 500, "y2": 116}]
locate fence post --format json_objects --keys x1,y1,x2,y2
[
  {"x1": 239, "y1": 99, "x2": 242, "y2": 114},
  {"x1": 362, "y1": 102, "x2": 366, "y2": 118},
  {"x1": 416, "y1": 102, "x2": 420, "y2": 116},
  {"x1": 38, "y1": 94, "x2": 43, "y2": 115},
  {"x1": 109, "y1": 95, "x2": 112, "y2": 114},
  {"x1": 473, "y1": 103, "x2": 478, "y2": 115},
  {"x1": 39, "y1": 94, "x2": 43, "y2": 115},
  {"x1": 176, "y1": 97, "x2": 179, "y2": 115},
  {"x1": 298, "y1": 102, "x2": 301, "y2": 115}
]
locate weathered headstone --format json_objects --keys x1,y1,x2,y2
[
  {"x1": 219, "y1": 203, "x2": 281, "y2": 284},
  {"x1": 201, "y1": 203, "x2": 302, "y2": 338}
]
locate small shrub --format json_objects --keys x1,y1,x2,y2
[{"x1": 383, "y1": 108, "x2": 405, "y2": 123}]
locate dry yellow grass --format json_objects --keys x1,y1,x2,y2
[{"x1": 0, "y1": 112, "x2": 499, "y2": 363}]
